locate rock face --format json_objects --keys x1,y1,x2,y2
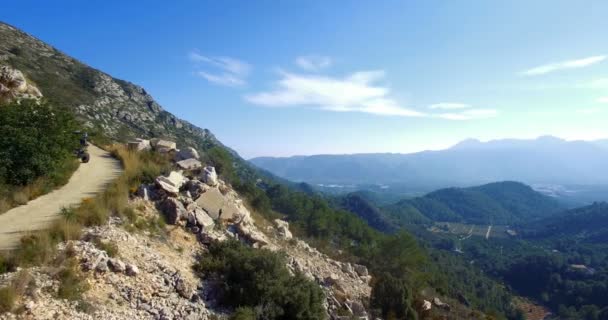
[
  {"x1": 202, "y1": 166, "x2": 218, "y2": 186},
  {"x1": 0, "y1": 22, "x2": 220, "y2": 147},
  {"x1": 0, "y1": 65, "x2": 42, "y2": 103}
]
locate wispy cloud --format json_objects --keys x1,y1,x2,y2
[
  {"x1": 428, "y1": 103, "x2": 471, "y2": 110},
  {"x1": 245, "y1": 69, "x2": 496, "y2": 120},
  {"x1": 597, "y1": 97, "x2": 608, "y2": 103},
  {"x1": 245, "y1": 70, "x2": 424, "y2": 117},
  {"x1": 435, "y1": 109, "x2": 498, "y2": 120},
  {"x1": 189, "y1": 51, "x2": 251, "y2": 86},
  {"x1": 521, "y1": 55, "x2": 606, "y2": 76},
  {"x1": 295, "y1": 55, "x2": 332, "y2": 71}
]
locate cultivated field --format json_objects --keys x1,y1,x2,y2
[{"x1": 429, "y1": 222, "x2": 512, "y2": 239}]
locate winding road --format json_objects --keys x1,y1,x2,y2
[{"x1": 0, "y1": 145, "x2": 122, "y2": 251}]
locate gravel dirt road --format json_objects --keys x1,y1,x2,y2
[{"x1": 0, "y1": 145, "x2": 122, "y2": 250}]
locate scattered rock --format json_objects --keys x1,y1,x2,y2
[
  {"x1": 176, "y1": 147, "x2": 200, "y2": 161},
  {"x1": 433, "y1": 297, "x2": 451, "y2": 311},
  {"x1": 175, "y1": 276, "x2": 195, "y2": 299},
  {"x1": 125, "y1": 264, "x2": 139, "y2": 277},
  {"x1": 193, "y1": 209, "x2": 215, "y2": 232},
  {"x1": 108, "y1": 258, "x2": 126, "y2": 273},
  {"x1": 155, "y1": 171, "x2": 187, "y2": 195},
  {"x1": 127, "y1": 138, "x2": 151, "y2": 151},
  {"x1": 195, "y1": 188, "x2": 225, "y2": 220},
  {"x1": 353, "y1": 264, "x2": 368, "y2": 277},
  {"x1": 154, "y1": 139, "x2": 177, "y2": 153},
  {"x1": 202, "y1": 166, "x2": 218, "y2": 186},
  {"x1": 422, "y1": 299, "x2": 432, "y2": 311},
  {"x1": 160, "y1": 197, "x2": 187, "y2": 224},
  {"x1": 96, "y1": 259, "x2": 109, "y2": 273},
  {"x1": 176, "y1": 158, "x2": 202, "y2": 170}
]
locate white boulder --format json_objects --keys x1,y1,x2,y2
[
  {"x1": 274, "y1": 219, "x2": 293, "y2": 240},
  {"x1": 202, "y1": 166, "x2": 218, "y2": 186},
  {"x1": 176, "y1": 158, "x2": 202, "y2": 170},
  {"x1": 154, "y1": 139, "x2": 177, "y2": 153},
  {"x1": 127, "y1": 138, "x2": 151, "y2": 151},
  {"x1": 155, "y1": 171, "x2": 187, "y2": 195}
]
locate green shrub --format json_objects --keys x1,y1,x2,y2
[
  {"x1": 0, "y1": 99, "x2": 79, "y2": 186},
  {"x1": 231, "y1": 307, "x2": 257, "y2": 320},
  {"x1": 93, "y1": 239, "x2": 118, "y2": 258},
  {"x1": 0, "y1": 286, "x2": 16, "y2": 313},
  {"x1": 196, "y1": 240, "x2": 325, "y2": 320},
  {"x1": 0, "y1": 254, "x2": 15, "y2": 274},
  {"x1": 370, "y1": 273, "x2": 418, "y2": 320}
]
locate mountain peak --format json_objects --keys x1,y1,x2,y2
[{"x1": 450, "y1": 138, "x2": 483, "y2": 149}]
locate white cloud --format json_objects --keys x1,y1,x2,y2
[
  {"x1": 428, "y1": 103, "x2": 471, "y2": 110},
  {"x1": 521, "y1": 55, "x2": 606, "y2": 76},
  {"x1": 295, "y1": 55, "x2": 332, "y2": 71},
  {"x1": 189, "y1": 51, "x2": 251, "y2": 86},
  {"x1": 597, "y1": 97, "x2": 608, "y2": 103},
  {"x1": 577, "y1": 108, "x2": 603, "y2": 115},
  {"x1": 436, "y1": 109, "x2": 498, "y2": 120},
  {"x1": 245, "y1": 70, "x2": 424, "y2": 117},
  {"x1": 246, "y1": 67, "x2": 497, "y2": 120}
]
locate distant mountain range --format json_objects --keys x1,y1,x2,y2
[{"x1": 251, "y1": 136, "x2": 608, "y2": 191}]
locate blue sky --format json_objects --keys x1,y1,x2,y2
[{"x1": 2, "y1": 1, "x2": 608, "y2": 158}]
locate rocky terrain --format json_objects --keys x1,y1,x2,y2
[
  {"x1": 0, "y1": 65, "x2": 42, "y2": 104},
  {"x1": 0, "y1": 141, "x2": 372, "y2": 320},
  {"x1": 0, "y1": 22, "x2": 219, "y2": 150}
]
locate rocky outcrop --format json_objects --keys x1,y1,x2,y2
[
  {"x1": 274, "y1": 219, "x2": 293, "y2": 240},
  {"x1": 0, "y1": 65, "x2": 42, "y2": 103},
  {"x1": 1, "y1": 22, "x2": 221, "y2": 148}
]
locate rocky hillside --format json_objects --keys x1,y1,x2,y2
[
  {"x1": 0, "y1": 142, "x2": 373, "y2": 320},
  {"x1": 0, "y1": 22, "x2": 217, "y2": 150}
]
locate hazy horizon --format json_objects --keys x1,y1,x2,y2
[{"x1": 248, "y1": 135, "x2": 608, "y2": 159}]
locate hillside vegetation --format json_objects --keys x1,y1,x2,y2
[
  {"x1": 0, "y1": 99, "x2": 79, "y2": 213},
  {"x1": 382, "y1": 181, "x2": 563, "y2": 225}
]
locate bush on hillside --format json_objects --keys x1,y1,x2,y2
[
  {"x1": 195, "y1": 240, "x2": 326, "y2": 320},
  {"x1": 0, "y1": 99, "x2": 79, "y2": 186},
  {"x1": 371, "y1": 273, "x2": 418, "y2": 320}
]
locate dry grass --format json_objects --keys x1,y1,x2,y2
[
  {"x1": 0, "y1": 270, "x2": 32, "y2": 314},
  {"x1": 0, "y1": 160, "x2": 79, "y2": 215},
  {"x1": 0, "y1": 286, "x2": 16, "y2": 313}
]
